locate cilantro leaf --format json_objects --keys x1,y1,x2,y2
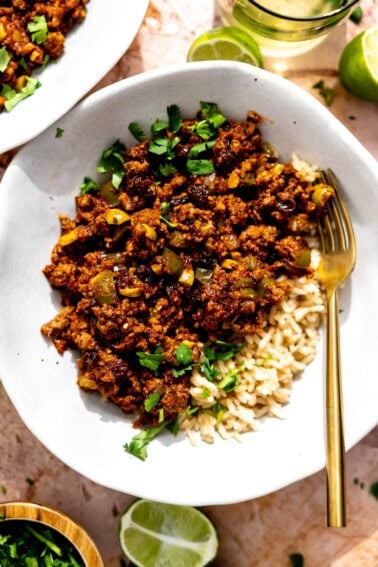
[
  {"x1": 79, "y1": 176, "x2": 101, "y2": 195},
  {"x1": 289, "y1": 553, "x2": 304, "y2": 567},
  {"x1": 27, "y1": 15, "x2": 48, "y2": 44},
  {"x1": 312, "y1": 80, "x2": 335, "y2": 106},
  {"x1": 202, "y1": 386, "x2": 211, "y2": 398},
  {"x1": 204, "y1": 340, "x2": 243, "y2": 362},
  {"x1": 124, "y1": 422, "x2": 167, "y2": 460},
  {"x1": 167, "y1": 104, "x2": 182, "y2": 133},
  {"x1": 200, "y1": 341, "x2": 243, "y2": 382},
  {"x1": 172, "y1": 342, "x2": 194, "y2": 377},
  {"x1": 217, "y1": 367, "x2": 241, "y2": 392},
  {"x1": 149, "y1": 137, "x2": 171, "y2": 156},
  {"x1": 136, "y1": 347, "x2": 164, "y2": 374},
  {"x1": 144, "y1": 391, "x2": 161, "y2": 412},
  {"x1": 1, "y1": 76, "x2": 40, "y2": 111},
  {"x1": 129, "y1": 121, "x2": 147, "y2": 141},
  {"x1": 158, "y1": 161, "x2": 178, "y2": 177},
  {"x1": 0, "y1": 46, "x2": 11, "y2": 73},
  {"x1": 55, "y1": 127, "x2": 64, "y2": 138},
  {"x1": 166, "y1": 415, "x2": 179, "y2": 435},
  {"x1": 97, "y1": 140, "x2": 126, "y2": 189},
  {"x1": 200, "y1": 358, "x2": 220, "y2": 382},
  {"x1": 186, "y1": 159, "x2": 214, "y2": 175},
  {"x1": 187, "y1": 140, "x2": 215, "y2": 159},
  {"x1": 175, "y1": 342, "x2": 193, "y2": 366},
  {"x1": 200, "y1": 101, "x2": 227, "y2": 125},
  {"x1": 209, "y1": 401, "x2": 226, "y2": 421},
  {"x1": 160, "y1": 201, "x2": 177, "y2": 227},
  {"x1": 349, "y1": 6, "x2": 363, "y2": 23},
  {"x1": 151, "y1": 118, "x2": 169, "y2": 137}
]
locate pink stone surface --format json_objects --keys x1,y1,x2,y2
[{"x1": 1, "y1": 1, "x2": 377, "y2": 565}]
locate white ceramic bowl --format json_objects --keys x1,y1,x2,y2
[
  {"x1": 0, "y1": 61, "x2": 377, "y2": 505},
  {"x1": 0, "y1": 0, "x2": 149, "y2": 154}
]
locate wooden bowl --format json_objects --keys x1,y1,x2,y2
[{"x1": 0, "y1": 501, "x2": 104, "y2": 567}]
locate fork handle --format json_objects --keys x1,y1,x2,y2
[{"x1": 326, "y1": 289, "x2": 347, "y2": 527}]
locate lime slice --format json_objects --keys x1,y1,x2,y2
[
  {"x1": 338, "y1": 24, "x2": 378, "y2": 102},
  {"x1": 119, "y1": 499, "x2": 218, "y2": 567},
  {"x1": 187, "y1": 26, "x2": 263, "y2": 68}
]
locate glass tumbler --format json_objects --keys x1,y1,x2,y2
[{"x1": 216, "y1": 0, "x2": 361, "y2": 57}]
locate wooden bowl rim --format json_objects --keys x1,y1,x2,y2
[{"x1": 0, "y1": 501, "x2": 104, "y2": 567}]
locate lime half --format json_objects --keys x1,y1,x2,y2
[
  {"x1": 339, "y1": 24, "x2": 378, "y2": 102},
  {"x1": 119, "y1": 499, "x2": 218, "y2": 567},
  {"x1": 187, "y1": 26, "x2": 263, "y2": 68}
]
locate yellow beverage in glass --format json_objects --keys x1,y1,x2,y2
[{"x1": 216, "y1": 0, "x2": 360, "y2": 57}]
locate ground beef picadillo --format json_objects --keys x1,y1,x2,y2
[
  {"x1": 41, "y1": 106, "x2": 333, "y2": 429},
  {"x1": 0, "y1": 0, "x2": 89, "y2": 111}
]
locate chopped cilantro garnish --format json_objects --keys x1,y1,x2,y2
[
  {"x1": 217, "y1": 367, "x2": 242, "y2": 392},
  {"x1": 349, "y1": 6, "x2": 363, "y2": 23},
  {"x1": 149, "y1": 136, "x2": 179, "y2": 157},
  {"x1": 172, "y1": 342, "x2": 194, "y2": 377},
  {"x1": 209, "y1": 401, "x2": 226, "y2": 421},
  {"x1": 151, "y1": 118, "x2": 169, "y2": 137},
  {"x1": 175, "y1": 342, "x2": 193, "y2": 366},
  {"x1": 200, "y1": 358, "x2": 220, "y2": 382},
  {"x1": 19, "y1": 56, "x2": 28, "y2": 70},
  {"x1": 144, "y1": 392, "x2": 161, "y2": 412},
  {"x1": 186, "y1": 158, "x2": 214, "y2": 175},
  {"x1": 97, "y1": 140, "x2": 126, "y2": 189},
  {"x1": 27, "y1": 15, "x2": 48, "y2": 44},
  {"x1": 369, "y1": 481, "x2": 378, "y2": 500},
  {"x1": 79, "y1": 176, "x2": 100, "y2": 195},
  {"x1": 160, "y1": 202, "x2": 171, "y2": 216},
  {"x1": 1, "y1": 77, "x2": 40, "y2": 111},
  {"x1": 128, "y1": 102, "x2": 228, "y2": 179},
  {"x1": 200, "y1": 101, "x2": 227, "y2": 127},
  {"x1": 166, "y1": 415, "x2": 179, "y2": 435},
  {"x1": 136, "y1": 347, "x2": 164, "y2": 375},
  {"x1": 202, "y1": 387, "x2": 211, "y2": 398},
  {"x1": 200, "y1": 340, "x2": 243, "y2": 382},
  {"x1": 289, "y1": 553, "x2": 304, "y2": 567},
  {"x1": 0, "y1": 46, "x2": 10, "y2": 73},
  {"x1": 160, "y1": 201, "x2": 177, "y2": 226},
  {"x1": 55, "y1": 127, "x2": 64, "y2": 138},
  {"x1": 186, "y1": 405, "x2": 199, "y2": 416},
  {"x1": 129, "y1": 121, "x2": 147, "y2": 141},
  {"x1": 187, "y1": 140, "x2": 216, "y2": 159},
  {"x1": 167, "y1": 104, "x2": 182, "y2": 133},
  {"x1": 124, "y1": 421, "x2": 167, "y2": 460},
  {"x1": 204, "y1": 340, "x2": 243, "y2": 362},
  {"x1": 312, "y1": 80, "x2": 335, "y2": 107},
  {"x1": 158, "y1": 161, "x2": 178, "y2": 177}
]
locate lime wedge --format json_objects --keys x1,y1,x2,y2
[
  {"x1": 338, "y1": 24, "x2": 378, "y2": 102},
  {"x1": 119, "y1": 499, "x2": 218, "y2": 567},
  {"x1": 187, "y1": 26, "x2": 263, "y2": 68}
]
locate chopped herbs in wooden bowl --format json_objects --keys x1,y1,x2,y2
[{"x1": 0, "y1": 502, "x2": 103, "y2": 567}]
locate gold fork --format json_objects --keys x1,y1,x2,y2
[{"x1": 316, "y1": 169, "x2": 356, "y2": 528}]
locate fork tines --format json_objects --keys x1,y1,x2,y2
[{"x1": 318, "y1": 169, "x2": 356, "y2": 259}]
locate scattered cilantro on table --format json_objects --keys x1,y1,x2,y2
[{"x1": 312, "y1": 80, "x2": 335, "y2": 106}]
